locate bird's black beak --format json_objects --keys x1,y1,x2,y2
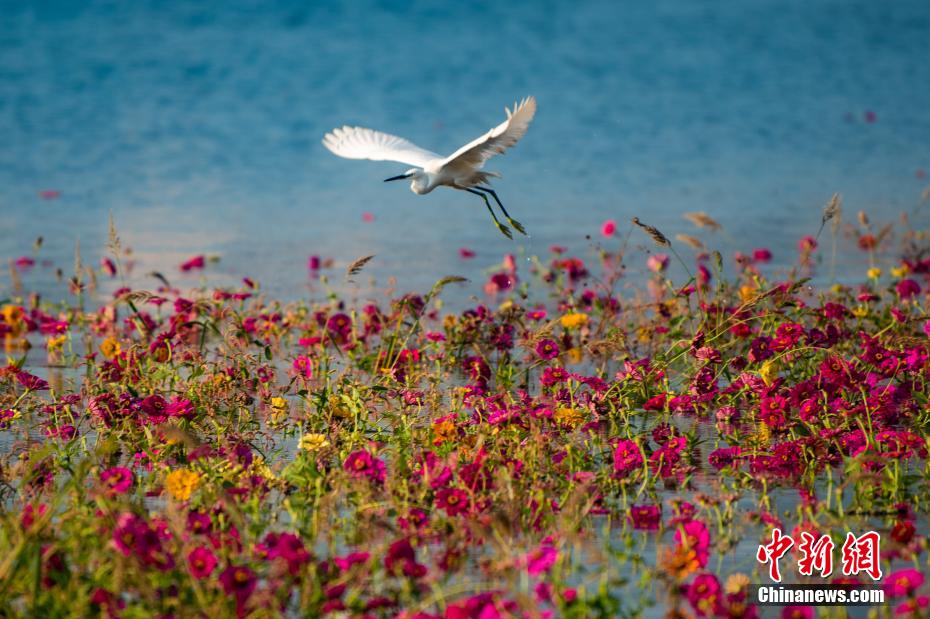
[{"x1": 383, "y1": 173, "x2": 412, "y2": 182}]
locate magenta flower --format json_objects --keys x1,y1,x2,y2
[
  {"x1": 525, "y1": 543, "x2": 558, "y2": 576},
  {"x1": 535, "y1": 338, "x2": 559, "y2": 360},
  {"x1": 896, "y1": 596, "x2": 930, "y2": 617},
  {"x1": 435, "y1": 487, "x2": 469, "y2": 516},
  {"x1": 675, "y1": 519, "x2": 711, "y2": 567},
  {"x1": 187, "y1": 546, "x2": 217, "y2": 579},
  {"x1": 219, "y1": 564, "x2": 257, "y2": 604},
  {"x1": 16, "y1": 371, "x2": 49, "y2": 391},
  {"x1": 100, "y1": 467, "x2": 133, "y2": 496},
  {"x1": 180, "y1": 255, "x2": 206, "y2": 272},
  {"x1": 885, "y1": 568, "x2": 925, "y2": 598},
  {"x1": 165, "y1": 397, "x2": 195, "y2": 420},
  {"x1": 601, "y1": 219, "x2": 617, "y2": 237},
  {"x1": 897, "y1": 279, "x2": 921, "y2": 299},
  {"x1": 629, "y1": 504, "x2": 662, "y2": 530},
  {"x1": 326, "y1": 313, "x2": 352, "y2": 337},
  {"x1": 334, "y1": 551, "x2": 370, "y2": 572},
  {"x1": 613, "y1": 439, "x2": 644, "y2": 478},
  {"x1": 753, "y1": 248, "x2": 772, "y2": 262},
  {"x1": 781, "y1": 607, "x2": 814, "y2": 619},
  {"x1": 292, "y1": 354, "x2": 313, "y2": 379},
  {"x1": 686, "y1": 573, "x2": 722, "y2": 617},
  {"x1": 343, "y1": 450, "x2": 386, "y2": 483}
]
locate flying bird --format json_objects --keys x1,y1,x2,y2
[{"x1": 322, "y1": 97, "x2": 536, "y2": 239}]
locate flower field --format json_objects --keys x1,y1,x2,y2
[{"x1": 2, "y1": 208, "x2": 930, "y2": 618}]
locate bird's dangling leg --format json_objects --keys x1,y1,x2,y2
[
  {"x1": 465, "y1": 188, "x2": 512, "y2": 239},
  {"x1": 476, "y1": 186, "x2": 527, "y2": 236}
]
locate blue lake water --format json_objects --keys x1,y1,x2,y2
[{"x1": 1, "y1": 0, "x2": 929, "y2": 300}]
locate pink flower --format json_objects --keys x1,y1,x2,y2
[
  {"x1": 647, "y1": 253, "x2": 669, "y2": 273},
  {"x1": 601, "y1": 219, "x2": 617, "y2": 237},
  {"x1": 187, "y1": 546, "x2": 217, "y2": 579},
  {"x1": 798, "y1": 236, "x2": 817, "y2": 252},
  {"x1": 362, "y1": 212, "x2": 375, "y2": 222},
  {"x1": 525, "y1": 543, "x2": 558, "y2": 576},
  {"x1": 885, "y1": 568, "x2": 925, "y2": 597},
  {"x1": 459, "y1": 248, "x2": 476, "y2": 259},
  {"x1": 753, "y1": 248, "x2": 772, "y2": 262},
  {"x1": 307, "y1": 255, "x2": 321, "y2": 271},
  {"x1": 100, "y1": 467, "x2": 133, "y2": 496}
]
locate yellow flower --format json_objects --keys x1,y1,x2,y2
[
  {"x1": 560, "y1": 312, "x2": 589, "y2": 329},
  {"x1": 442, "y1": 314, "x2": 458, "y2": 330},
  {"x1": 759, "y1": 360, "x2": 778, "y2": 386},
  {"x1": 566, "y1": 347, "x2": 583, "y2": 364},
  {"x1": 211, "y1": 372, "x2": 231, "y2": 387},
  {"x1": 867, "y1": 267, "x2": 882, "y2": 280},
  {"x1": 554, "y1": 406, "x2": 586, "y2": 427},
  {"x1": 432, "y1": 419, "x2": 456, "y2": 446},
  {"x1": 725, "y1": 573, "x2": 750, "y2": 594},
  {"x1": 852, "y1": 304, "x2": 869, "y2": 318},
  {"x1": 891, "y1": 265, "x2": 910, "y2": 278},
  {"x1": 1, "y1": 304, "x2": 23, "y2": 325},
  {"x1": 753, "y1": 422, "x2": 771, "y2": 447},
  {"x1": 330, "y1": 401, "x2": 353, "y2": 419},
  {"x1": 299, "y1": 433, "x2": 331, "y2": 451},
  {"x1": 165, "y1": 469, "x2": 200, "y2": 501},
  {"x1": 738, "y1": 285, "x2": 758, "y2": 303},
  {"x1": 47, "y1": 335, "x2": 67, "y2": 350},
  {"x1": 498, "y1": 299, "x2": 513, "y2": 313},
  {"x1": 100, "y1": 336, "x2": 121, "y2": 359},
  {"x1": 269, "y1": 396, "x2": 289, "y2": 423},
  {"x1": 2, "y1": 305, "x2": 25, "y2": 337}
]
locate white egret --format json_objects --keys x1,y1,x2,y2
[{"x1": 322, "y1": 97, "x2": 536, "y2": 239}]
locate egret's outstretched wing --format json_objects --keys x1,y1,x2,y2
[
  {"x1": 440, "y1": 97, "x2": 536, "y2": 174},
  {"x1": 322, "y1": 126, "x2": 441, "y2": 168}
]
